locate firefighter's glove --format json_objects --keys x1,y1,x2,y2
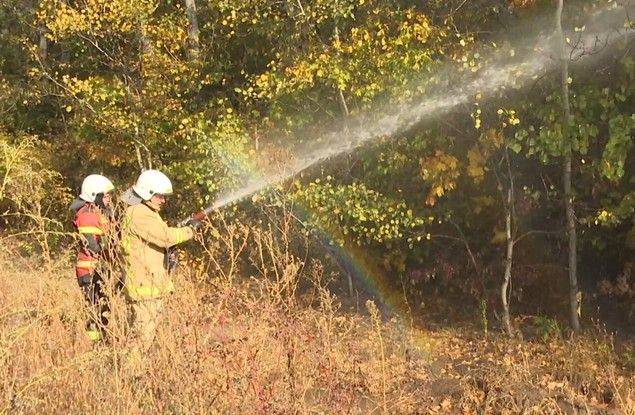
[{"x1": 185, "y1": 210, "x2": 206, "y2": 230}]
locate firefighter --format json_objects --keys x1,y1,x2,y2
[
  {"x1": 121, "y1": 170, "x2": 201, "y2": 361},
  {"x1": 70, "y1": 174, "x2": 115, "y2": 342}
]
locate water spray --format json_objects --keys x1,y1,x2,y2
[{"x1": 179, "y1": 5, "x2": 633, "y2": 226}]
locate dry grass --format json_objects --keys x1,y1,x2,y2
[
  {"x1": 0, "y1": 234, "x2": 428, "y2": 414},
  {"x1": 0, "y1": 219, "x2": 633, "y2": 414},
  {"x1": 422, "y1": 327, "x2": 634, "y2": 414}
]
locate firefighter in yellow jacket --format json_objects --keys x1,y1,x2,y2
[{"x1": 121, "y1": 170, "x2": 201, "y2": 359}]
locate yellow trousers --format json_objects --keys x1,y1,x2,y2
[{"x1": 126, "y1": 298, "x2": 165, "y2": 371}]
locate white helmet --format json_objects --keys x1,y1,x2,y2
[
  {"x1": 132, "y1": 169, "x2": 173, "y2": 201},
  {"x1": 79, "y1": 174, "x2": 115, "y2": 203}
]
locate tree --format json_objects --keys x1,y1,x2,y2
[
  {"x1": 184, "y1": 0, "x2": 200, "y2": 59},
  {"x1": 556, "y1": 0, "x2": 580, "y2": 332}
]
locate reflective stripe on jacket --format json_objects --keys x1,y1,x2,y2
[
  {"x1": 121, "y1": 203, "x2": 193, "y2": 301},
  {"x1": 73, "y1": 204, "x2": 110, "y2": 278}
]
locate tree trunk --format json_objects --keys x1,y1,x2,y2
[
  {"x1": 333, "y1": 26, "x2": 350, "y2": 116},
  {"x1": 556, "y1": 0, "x2": 581, "y2": 332},
  {"x1": 498, "y1": 147, "x2": 516, "y2": 336},
  {"x1": 333, "y1": 23, "x2": 354, "y2": 298},
  {"x1": 501, "y1": 187, "x2": 513, "y2": 335},
  {"x1": 139, "y1": 26, "x2": 152, "y2": 55},
  {"x1": 38, "y1": 29, "x2": 47, "y2": 61},
  {"x1": 134, "y1": 8, "x2": 154, "y2": 171},
  {"x1": 138, "y1": 7, "x2": 153, "y2": 56},
  {"x1": 58, "y1": 0, "x2": 70, "y2": 63},
  {"x1": 184, "y1": 0, "x2": 200, "y2": 59}
]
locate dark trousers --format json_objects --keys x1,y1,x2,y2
[{"x1": 78, "y1": 272, "x2": 110, "y2": 337}]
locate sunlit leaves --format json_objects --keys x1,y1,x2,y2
[
  {"x1": 252, "y1": 6, "x2": 446, "y2": 126},
  {"x1": 293, "y1": 179, "x2": 426, "y2": 246},
  {"x1": 39, "y1": 0, "x2": 157, "y2": 40},
  {"x1": 466, "y1": 147, "x2": 486, "y2": 183},
  {"x1": 419, "y1": 151, "x2": 459, "y2": 206},
  {"x1": 168, "y1": 109, "x2": 252, "y2": 207},
  {"x1": 601, "y1": 114, "x2": 634, "y2": 182}
]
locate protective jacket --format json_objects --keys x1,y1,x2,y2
[
  {"x1": 121, "y1": 203, "x2": 193, "y2": 301},
  {"x1": 73, "y1": 203, "x2": 111, "y2": 278}
]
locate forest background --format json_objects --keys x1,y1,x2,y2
[{"x1": 0, "y1": 0, "x2": 634, "y2": 413}]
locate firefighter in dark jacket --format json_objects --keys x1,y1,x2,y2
[{"x1": 70, "y1": 174, "x2": 115, "y2": 342}]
